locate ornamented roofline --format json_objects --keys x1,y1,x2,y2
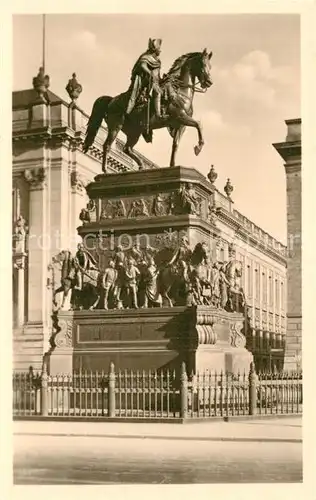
[
  {"x1": 12, "y1": 126, "x2": 139, "y2": 173},
  {"x1": 12, "y1": 91, "x2": 159, "y2": 172},
  {"x1": 216, "y1": 207, "x2": 287, "y2": 264}
]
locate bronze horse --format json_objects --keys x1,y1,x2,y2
[
  {"x1": 52, "y1": 250, "x2": 100, "y2": 311},
  {"x1": 157, "y1": 242, "x2": 211, "y2": 307},
  {"x1": 83, "y1": 49, "x2": 213, "y2": 172}
]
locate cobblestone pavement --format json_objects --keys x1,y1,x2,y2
[{"x1": 14, "y1": 431, "x2": 302, "y2": 484}]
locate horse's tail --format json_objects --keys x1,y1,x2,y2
[{"x1": 83, "y1": 95, "x2": 112, "y2": 153}]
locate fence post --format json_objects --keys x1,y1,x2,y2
[
  {"x1": 249, "y1": 362, "x2": 257, "y2": 416},
  {"x1": 41, "y1": 361, "x2": 48, "y2": 417},
  {"x1": 180, "y1": 362, "x2": 188, "y2": 419},
  {"x1": 108, "y1": 362, "x2": 116, "y2": 418}
]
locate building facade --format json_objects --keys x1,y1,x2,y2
[{"x1": 12, "y1": 83, "x2": 287, "y2": 373}]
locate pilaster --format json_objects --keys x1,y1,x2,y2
[
  {"x1": 273, "y1": 119, "x2": 302, "y2": 370},
  {"x1": 69, "y1": 167, "x2": 89, "y2": 252},
  {"x1": 24, "y1": 166, "x2": 49, "y2": 327}
]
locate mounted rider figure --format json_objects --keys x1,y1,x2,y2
[{"x1": 126, "y1": 38, "x2": 163, "y2": 133}]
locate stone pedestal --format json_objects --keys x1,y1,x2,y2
[
  {"x1": 47, "y1": 166, "x2": 253, "y2": 375},
  {"x1": 48, "y1": 306, "x2": 253, "y2": 375},
  {"x1": 48, "y1": 316, "x2": 74, "y2": 375}
]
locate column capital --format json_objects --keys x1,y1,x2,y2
[
  {"x1": 70, "y1": 170, "x2": 86, "y2": 195},
  {"x1": 13, "y1": 253, "x2": 27, "y2": 270},
  {"x1": 24, "y1": 167, "x2": 47, "y2": 190}
]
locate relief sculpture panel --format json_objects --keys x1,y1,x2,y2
[{"x1": 96, "y1": 184, "x2": 207, "y2": 222}]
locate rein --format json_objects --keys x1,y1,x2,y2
[
  {"x1": 165, "y1": 75, "x2": 207, "y2": 94},
  {"x1": 180, "y1": 83, "x2": 207, "y2": 93}
]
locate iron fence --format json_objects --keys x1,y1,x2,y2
[{"x1": 12, "y1": 363, "x2": 302, "y2": 420}]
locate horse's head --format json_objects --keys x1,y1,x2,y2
[
  {"x1": 193, "y1": 49, "x2": 213, "y2": 89},
  {"x1": 167, "y1": 50, "x2": 213, "y2": 90},
  {"x1": 52, "y1": 250, "x2": 70, "y2": 264}
]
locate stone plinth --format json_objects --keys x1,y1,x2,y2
[{"x1": 48, "y1": 306, "x2": 253, "y2": 375}]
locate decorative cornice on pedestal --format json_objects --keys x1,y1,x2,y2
[
  {"x1": 195, "y1": 325, "x2": 217, "y2": 345},
  {"x1": 24, "y1": 167, "x2": 47, "y2": 190}
]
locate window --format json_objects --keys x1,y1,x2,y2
[
  {"x1": 275, "y1": 279, "x2": 280, "y2": 309},
  {"x1": 220, "y1": 247, "x2": 225, "y2": 262},
  {"x1": 255, "y1": 268, "x2": 260, "y2": 300},
  {"x1": 246, "y1": 263, "x2": 252, "y2": 297},
  {"x1": 262, "y1": 272, "x2": 267, "y2": 305},
  {"x1": 269, "y1": 275, "x2": 273, "y2": 307},
  {"x1": 281, "y1": 282, "x2": 284, "y2": 310}
]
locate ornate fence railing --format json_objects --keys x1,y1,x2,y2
[{"x1": 12, "y1": 364, "x2": 302, "y2": 420}]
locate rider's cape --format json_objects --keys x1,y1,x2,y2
[{"x1": 126, "y1": 52, "x2": 161, "y2": 115}]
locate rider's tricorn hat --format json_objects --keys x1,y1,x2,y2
[{"x1": 148, "y1": 38, "x2": 162, "y2": 51}]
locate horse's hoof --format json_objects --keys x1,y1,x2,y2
[{"x1": 194, "y1": 145, "x2": 201, "y2": 156}]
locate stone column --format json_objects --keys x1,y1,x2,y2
[
  {"x1": 13, "y1": 256, "x2": 27, "y2": 327},
  {"x1": 274, "y1": 119, "x2": 302, "y2": 371}
]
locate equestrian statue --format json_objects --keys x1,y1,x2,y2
[{"x1": 83, "y1": 38, "x2": 213, "y2": 172}]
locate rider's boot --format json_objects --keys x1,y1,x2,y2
[{"x1": 153, "y1": 93, "x2": 162, "y2": 119}]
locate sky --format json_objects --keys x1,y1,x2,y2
[{"x1": 12, "y1": 14, "x2": 301, "y2": 244}]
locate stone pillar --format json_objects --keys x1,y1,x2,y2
[
  {"x1": 24, "y1": 166, "x2": 49, "y2": 328},
  {"x1": 274, "y1": 119, "x2": 302, "y2": 371},
  {"x1": 49, "y1": 154, "x2": 70, "y2": 254},
  {"x1": 70, "y1": 169, "x2": 87, "y2": 252}
]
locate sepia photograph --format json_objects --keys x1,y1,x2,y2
[{"x1": 8, "y1": 10, "x2": 306, "y2": 488}]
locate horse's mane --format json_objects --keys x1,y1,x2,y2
[{"x1": 167, "y1": 52, "x2": 202, "y2": 77}]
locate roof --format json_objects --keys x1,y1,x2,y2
[{"x1": 12, "y1": 88, "x2": 67, "y2": 109}]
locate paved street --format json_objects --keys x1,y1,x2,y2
[{"x1": 14, "y1": 418, "x2": 302, "y2": 484}]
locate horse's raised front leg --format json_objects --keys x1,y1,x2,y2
[
  {"x1": 170, "y1": 125, "x2": 186, "y2": 167},
  {"x1": 177, "y1": 111, "x2": 204, "y2": 156}
]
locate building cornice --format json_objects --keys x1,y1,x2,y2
[
  {"x1": 216, "y1": 207, "x2": 287, "y2": 265},
  {"x1": 273, "y1": 140, "x2": 301, "y2": 162},
  {"x1": 12, "y1": 126, "x2": 139, "y2": 174}
]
